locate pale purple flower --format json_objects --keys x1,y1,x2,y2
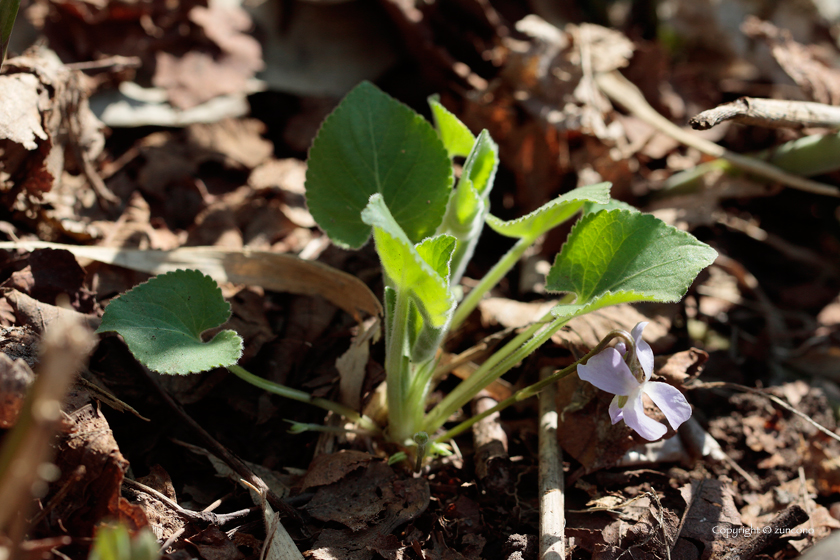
[{"x1": 577, "y1": 322, "x2": 692, "y2": 441}]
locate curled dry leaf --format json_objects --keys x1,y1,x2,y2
[
  {"x1": 48, "y1": 390, "x2": 149, "y2": 536},
  {"x1": 0, "y1": 47, "x2": 104, "y2": 202},
  {"x1": 742, "y1": 17, "x2": 840, "y2": 106}
]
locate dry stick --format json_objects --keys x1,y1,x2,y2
[
  {"x1": 594, "y1": 71, "x2": 840, "y2": 197},
  {"x1": 679, "y1": 417, "x2": 760, "y2": 489},
  {"x1": 65, "y1": 78, "x2": 120, "y2": 206},
  {"x1": 65, "y1": 55, "x2": 141, "y2": 72},
  {"x1": 471, "y1": 392, "x2": 510, "y2": 492},
  {"x1": 690, "y1": 97, "x2": 840, "y2": 130},
  {"x1": 137, "y1": 367, "x2": 300, "y2": 521},
  {"x1": 721, "y1": 505, "x2": 809, "y2": 560},
  {"x1": 538, "y1": 368, "x2": 564, "y2": 560},
  {"x1": 122, "y1": 478, "x2": 256, "y2": 526},
  {"x1": 689, "y1": 381, "x2": 840, "y2": 444}
]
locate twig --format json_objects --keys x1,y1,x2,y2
[
  {"x1": 690, "y1": 98, "x2": 840, "y2": 130},
  {"x1": 688, "y1": 381, "x2": 840, "y2": 444},
  {"x1": 65, "y1": 55, "x2": 141, "y2": 72},
  {"x1": 650, "y1": 491, "x2": 672, "y2": 560},
  {"x1": 679, "y1": 416, "x2": 760, "y2": 489},
  {"x1": 65, "y1": 78, "x2": 120, "y2": 207},
  {"x1": 595, "y1": 70, "x2": 840, "y2": 197},
  {"x1": 122, "y1": 478, "x2": 256, "y2": 526},
  {"x1": 721, "y1": 505, "x2": 808, "y2": 560},
  {"x1": 538, "y1": 368, "x2": 564, "y2": 560}
]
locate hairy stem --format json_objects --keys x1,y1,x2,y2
[
  {"x1": 227, "y1": 364, "x2": 380, "y2": 433},
  {"x1": 431, "y1": 330, "x2": 632, "y2": 442},
  {"x1": 384, "y1": 288, "x2": 414, "y2": 442}
]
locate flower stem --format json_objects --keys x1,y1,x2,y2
[
  {"x1": 431, "y1": 331, "x2": 630, "y2": 442},
  {"x1": 450, "y1": 237, "x2": 533, "y2": 331}
]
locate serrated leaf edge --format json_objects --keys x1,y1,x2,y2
[{"x1": 486, "y1": 182, "x2": 612, "y2": 239}]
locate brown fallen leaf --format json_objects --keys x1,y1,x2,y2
[
  {"x1": 742, "y1": 17, "x2": 840, "y2": 106},
  {"x1": 0, "y1": 248, "x2": 93, "y2": 311},
  {"x1": 46, "y1": 390, "x2": 149, "y2": 537},
  {"x1": 300, "y1": 450, "x2": 374, "y2": 491},
  {"x1": 153, "y1": 4, "x2": 263, "y2": 109},
  {"x1": 0, "y1": 353, "x2": 35, "y2": 428},
  {"x1": 675, "y1": 479, "x2": 744, "y2": 560},
  {"x1": 186, "y1": 118, "x2": 273, "y2": 170},
  {"x1": 740, "y1": 477, "x2": 840, "y2": 553},
  {"x1": 0, "y1": 47, "x2": 110, "y2": 212},
  {"x1": 2, "y1": 289, "x2": 100, "y2": 335},
  {"x1": 304, "y1": 461, "x2": 429, "y2": 560},
  {"x1": 0, "y1": 242, "x2": 382, "y2": 322}
]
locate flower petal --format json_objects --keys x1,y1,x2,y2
[
  {"x1": 615, "y1": 341, "x2": 627, "y2": 356},
  {"x1": 609, "y1": 396, "x2": 623, "y2": 424},
  {"x1": 631, "y1": 322, "x2": 654, "y2": 380},
  {"x1": 621, "y1": 386, "x2": 667, "y2": 440},
  {"x1": 643, "y1": 381, "x2": 692, "y2": 430},
  {"x1": 578, "y1": 348, "x2": 639, "y2": 396}
]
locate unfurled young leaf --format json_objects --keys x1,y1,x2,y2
[
  {"x1": 546, "y1": 209, "x2": 717, "y2": 322},
  {"x1": 428, "y1": 95, "x2": 476, "y2": 159},
  {"x1": 96, "y1": 269, "x2": 243, "y2": 374},
  {"x1": 438, "y1": 129, "x2": 499, "y2": 284},
  {"x1": 362, "y1": 194, "x2": 456, "y2": 362},
  {"x1": 305, "y1": 81, "x2": 453, "y2": 249},
  {"x1": 487, "y1": 182, "x2": 612, "y2": 240}
]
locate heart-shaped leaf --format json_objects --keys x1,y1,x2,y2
[
  {"x1": 305, "y1": 81, "x2": 453, "y2": 249},
  {"x1": 546, "y1": 209, "x2": 717, "y2": 321},
  {"x1": 96, "y1": 269, "x2": 243, "y2": 374}
]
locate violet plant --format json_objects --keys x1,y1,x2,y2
[{"x1": 96, "y1": 82, "x2": 716, "y2": 463}]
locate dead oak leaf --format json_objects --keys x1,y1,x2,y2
[
  {"x1": 676, "y1": 479, "x2": 744, "y2": 560},
  {"x1": 304, "y1": 461, "x2": 430, "y2": 560},
  {"x1": 48, "y1": 391, "x2": 148, "y2": 536},
  {"x1": 0, "y1": 72, "x2": 48, "y2": 150}
]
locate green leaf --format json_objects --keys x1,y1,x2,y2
[
  {"x1": 362, "y1": 194, "x2": 456, "y2": 362},
  {"x1": 1, "y1": 0, "x2": 21, "y2": 66},
  {"x1": 582, "y1": 197, "x2": 638, "y2": 215},
  {"x1": 428, "y1": 94, "x2": 476, "y2": 159},
  {"x1": 763, "y1": 131, "x2": 840, "y2": 177},
  {"x1": 439, "y1": 129, "x2": 499, "y2": 283},
  {"x1": 487, "y1": 182, "x2": 612, "y2": 240},
  {"x1": 89, "y1": 525, "x2": 159, "y2": 560},
  {"x1": 305, "y1": 81, "x2": 453, "y2": 249},
  {"x1": 442, "y1": 131, "x2": 498, "y2": 233},
  {"x1": 546, "y1": 209, "x2": 717, "y2": 320},
  {"x1": 96, "y1": 270, "x2": 243, "y2": 375},
  {"x1": 415, "y1": 234, "x2": 456, "y2": 280}
]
